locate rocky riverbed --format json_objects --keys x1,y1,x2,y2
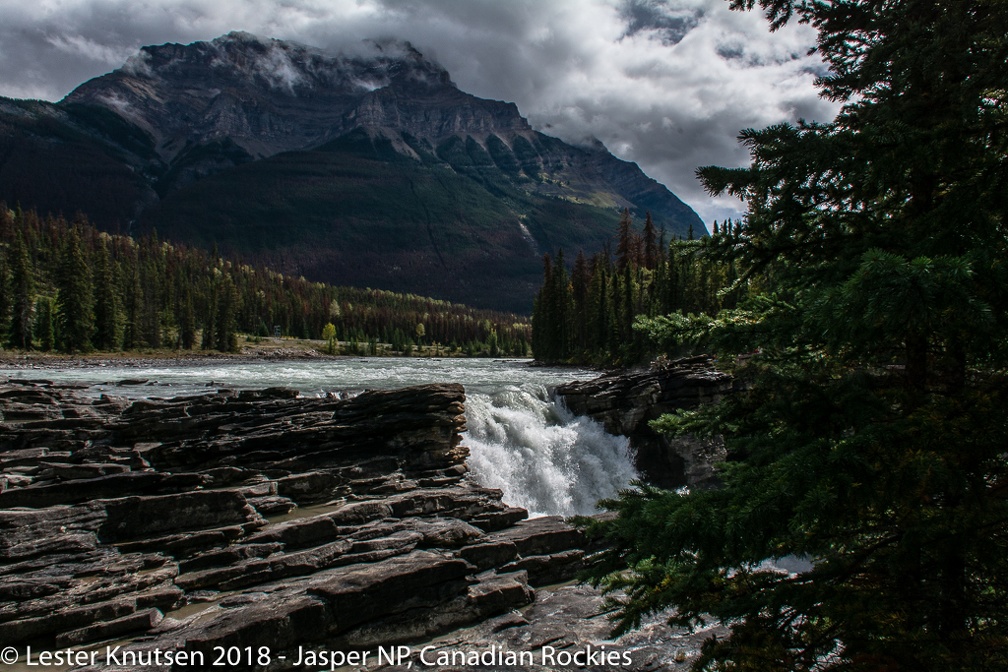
[{"x1": 0, "y1": 376, "x2": 720, "y2": 671}]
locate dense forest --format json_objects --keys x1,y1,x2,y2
[
  {"x1": 580, "y1": 1, "x2": 1008, "y2": 672},
  {"x1": 531, "y1": 209, "x2": 746, "y2": 365},
  {"x1": 0, "y1": 205, "x2": 530, "y2": 356}
]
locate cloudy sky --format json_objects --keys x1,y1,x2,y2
[{"x1": 0, "y1": 0, "x2": 838, "y2": 224}]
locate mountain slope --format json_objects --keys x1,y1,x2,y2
[{"x1": 0, "y1": 32, "x2": 704, "y2": 312}]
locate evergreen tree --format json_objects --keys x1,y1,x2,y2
[
  {"x1": 215, "y1": 272, "x2": 239, "y2": 353},
  {"x1": 55, "y1": 228, "x2": 94, "y2": 353},
  {"x1": 642, "y1": 211, "x2": 658, "y2": 269},
  {"x1": 571, "y1": 250, "x2": 591, "y2": 355},
  {"x1": 139, "y1": 238, "x2": 164, "y2": 348},
  {"x1": 121, "y1": 250, "x2": 144, "y2": 350},
  {"x1": 590, "y1": 258, "x2": 611, "y2": 356},
  {"x1": 585, "y1": 2, "x2": 1008, "y2": 671},
  {"x1": 202, "y1": 276, "x2": 217, "y2": 351},
  {"x1": 0, "y1": 250, "x2": 9, "y2": 342},
  {"x1": 179, "y1": 286, "x2": 196, "y2": 350},
  {"x1": 549, "y1": 250, "x2": 573, "y2": 360},
  {"x1": 7, "y1": 232, "x2": 34, "y2": 349},
  {"x1": 615, "y1": 208, "x2": 639, "y2": 271},
  {"x1": 621, "y1": 262, "x2": 635, "y2": 344},
  {"x1": 33, "y1": 297, "x2": 54, "y2": 352},
  {"x1": 92, "y1": 239, "x2": 121, "y2": 350}
]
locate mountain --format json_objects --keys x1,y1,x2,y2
[{"x1": 0, "y1": 32, "x2": 705, "y2": 312}]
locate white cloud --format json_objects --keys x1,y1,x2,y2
[{"x1": 44, "y1": 32, "x2": 136, "y2": 64}]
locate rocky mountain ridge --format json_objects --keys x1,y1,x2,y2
[
  {"x1": 64, "y1": 33, "x2": 515, "y2": 161},
  {"x1": 0, "y1": 33, "x2": 704, "y2": 312}
]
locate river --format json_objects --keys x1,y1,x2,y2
[{"x1": 0, "y1": 357, "x2": 637, "y2": 517}]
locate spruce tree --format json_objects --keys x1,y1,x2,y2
[
  {"x1": 140, "y1": 254, "x2": 162, "y2": 348},
  {"x1": 7, "y1": 232, "x2": 34, "y2": 349},
  {"x1": 0, "y1": 245, "x2": 10, "y2": 342},
  {"x1": 585, "y1": 2, "x2": 1008, "y2": 671},
  {"x1": 179, "y1": 285, "x2": 196, "y2": 350},
  {"x1": 55, "y1": 228, "x2": 94, "y2": 353},
  {"x1": 592, "y1": 261, "x2": 611, "y2": 357},
  {"x1": 549, "y1": 250, "x2": 573, "y2": 360},
  {"x1": 121, "y1": 250, "x2": 143, "y2": 350},
  {"x1": 33, "y1": 297, "x2": 54, "y2": 352},
  {"x1": 642, "y1": 211, "x2": 658, "y2": 269},
  {"x1": 215, "y1": 272, "x2": 239, "y2": 353},
  {"x1": 571, "y1": 250, "x2": 591, "y2": 355},
  {"x1": 615, "y1": 208, "x2": 638, "y2": 271},
  {"x1": 202, "y1": 278, "x2": 217, "y2": 351},
  {"x1": 92, "y1": 239, "x2": 121, "y2": 351}
]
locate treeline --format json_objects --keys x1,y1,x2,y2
[
  {"x1": 0, "y1": 206, "x2": 531, "y2": 356},
  {"x1": 531, "y1": 209, "x2": 745, "y2": 364}
]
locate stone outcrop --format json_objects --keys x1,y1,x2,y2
[
  {"x1": 556, "y1": 356, "x2": 735, "y2": 488},
  {"x1": 0, "y1": 380, "x2": 596, "y2": 668}
]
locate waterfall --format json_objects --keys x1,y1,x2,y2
[
  {"x1": 0, "y1": 358, "x2": 631, "y2": 517},
  {"x1": 464, "y1": 385, "x2": 637, "y2": 517}
]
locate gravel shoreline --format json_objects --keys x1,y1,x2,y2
[{"x1": 0, "y1": 343, "x2": 331, "y2": 370}]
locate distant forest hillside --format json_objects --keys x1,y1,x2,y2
[{"x1": 0, "y1": 205, "x2": 530, "y2": 356}]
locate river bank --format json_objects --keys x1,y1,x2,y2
[{"x1": 0, "y1": 335, "x2": 526, "y2": 371}]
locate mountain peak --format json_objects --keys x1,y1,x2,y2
[
  {"x1": 63, "y1": 33, "x2": 466, "y2": 158},
  {"x1": 1, "y1": 32, "x2": 705, "y2": 312},
  {"x1": 113, "y1": 32, "x2": 453, "y2": 96}
]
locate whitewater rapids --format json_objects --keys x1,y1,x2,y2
[{"x1": 464, "y1": 384, "x2": 637, "y2": 517}]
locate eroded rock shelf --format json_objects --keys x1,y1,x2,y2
[
  {"x1": 0, "y1": 381, "x2": 568, "y2": 666},
  {"x1": 0, "y1": 377, "x2": 716, "y2": 670}
]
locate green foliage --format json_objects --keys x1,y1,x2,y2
[
  {"x1": 583, "y1": 2, "x2": 1008, "y2": 671},
  {"x1": 214, "y1": 273, "x2": 239, "y2": 353},
  {"x1": 532, "y1": 214, "x2": 746, "y2": 364},
  {"x1": 0, "y1": 243, "x2": 9, "y2": 339},
  {"x1": 33, "y1": 297, "x2": 54, "y2": 352},
  {"x1": 92, "y1": 238, "x2": 121, "y2": 351},
  {"x1": 55, "y1": 226, "x2": 94, "y2": 353},
  {"x1": 321, "y1": 322, "x2": 337, "y2": 355},
  {"x1": 0, "y1": 205, "x2": 531, "y2": 355},
  {"x1": 7, "y1": 232, "x2": 34, "y2": 349}
]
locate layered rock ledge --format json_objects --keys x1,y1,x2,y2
[
  {"x1": 0, "y1": 381, "x2": 601, "y2": 669},
  {"x1": 556, "y1": 356, "x2": 734, "y2": 488}
]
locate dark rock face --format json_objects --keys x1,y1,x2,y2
[
  {"x1": 556, "y1": 356, "x2": 734, "y2": 488},
  {"x1": 63, "y1": 34, "x2": 488, "y2": 164},
  {"x1": 0, "y1": 380, "x2": 602, "y2": 667}
]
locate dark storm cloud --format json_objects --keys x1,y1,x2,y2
[
  {"x1": 0, "y1": 0, "x2": 837, "y2": 223},
  {"x1": 620, "y1": 0, "x2": 702, "y2": 45}
]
